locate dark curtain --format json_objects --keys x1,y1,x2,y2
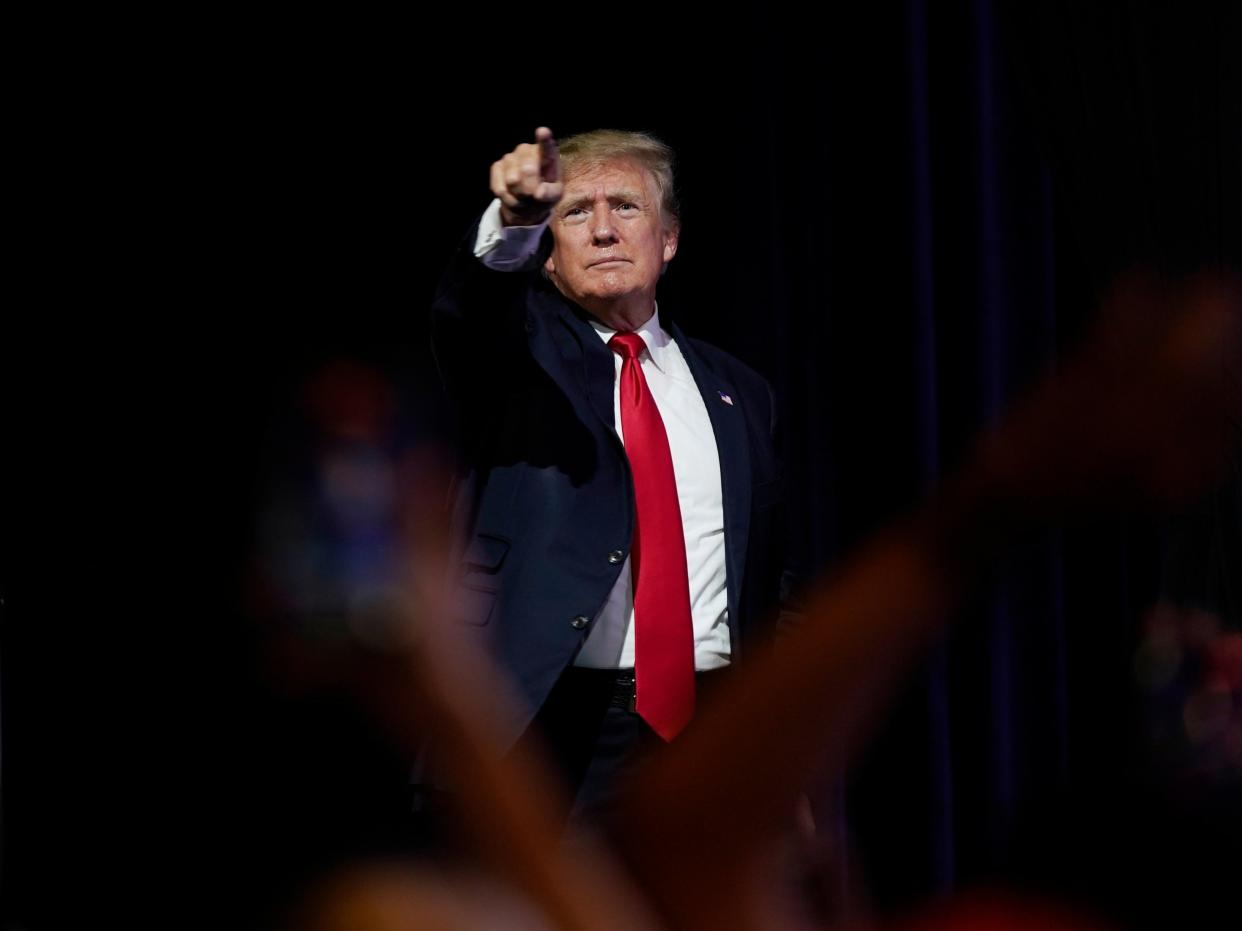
[
  {"x1": 4, "y1": 2, "x2": 1238, "y2": 927},
  {"x1": 416, "y1": 2, "x2": 1242, "y2": 924}
]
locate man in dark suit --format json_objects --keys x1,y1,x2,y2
[{"x1": 432, "y1": 127, "x2": 790, "y2": 820}]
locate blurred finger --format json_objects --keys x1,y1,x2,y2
[
  {"x1": 517, "y1": 152, "x2": 542, "y2": 197},
  {"x1": 534, "y1": 180, "x2": 563, "y2": 204},
  {"x1": 502, "y1": 152, "x2": 523, "y2": 192},
  {"x1": 535, "y1": 127, "x2": 559, "y2": 182},
  {"x1": 490, "y1": 161, "x2": 520, "y2": 209}
]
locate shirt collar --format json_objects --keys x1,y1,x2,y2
[{"x1": 588, "y1": 303, "x2": 672, "y2": 374}]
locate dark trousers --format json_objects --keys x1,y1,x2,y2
[{"x1": 513, "y1": 665, "x2": 732, "y2": 827}]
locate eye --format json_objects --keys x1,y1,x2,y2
[{"x1": 616, "y1": 202, "x2": 639, "y2": 213}]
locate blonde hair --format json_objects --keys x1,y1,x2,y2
[{"x1": 557, "y1": 129, "x2": 680, "y2": 227}]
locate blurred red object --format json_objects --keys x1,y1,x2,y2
[
  {"x1": 892, "y1": 891, "x2": 1117, "y2": 931},
  {"x1": 304, "y1": 359, "x2": 396, "y2": 442}
]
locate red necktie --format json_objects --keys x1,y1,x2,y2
[{"x1": 609, "y1": 332, "x2": 695, "y2": 741}]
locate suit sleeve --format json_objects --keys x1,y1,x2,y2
[{"x1": 429, "y1": 215, "x2": 546, "y2": 421}]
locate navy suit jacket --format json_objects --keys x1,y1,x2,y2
[{"x1": 432, "y1": 226, "x2": 789, "y2": 746}]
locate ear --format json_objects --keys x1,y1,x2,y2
[
  {"x1": 543, "y1": 253, "x2": 556, "y2": 276},
  {"x1": 662, "y1": 222, "x2": 680, "y2": 264}
]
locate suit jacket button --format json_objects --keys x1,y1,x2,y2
[
  {"x1": 570, "y1": 615, "x2": 589, "y2": 630},
  {"x1": 607, "y1": 550, "x2": 624, "y2": 564}
]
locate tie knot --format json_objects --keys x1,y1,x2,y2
[{"x1": 609, "y1": 331, "x2": 646, "y2": 361}]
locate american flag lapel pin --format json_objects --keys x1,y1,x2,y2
[{"x1": 718, "y1": 390, "x2": 734, "y2": 406}]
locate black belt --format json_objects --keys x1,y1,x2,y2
[{"x1": 563, "y1": 665, "x2": 732, "y2": 713}]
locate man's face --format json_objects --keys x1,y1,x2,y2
[{"x1": 543, "y1": 159, "x2": 679, "y2": 317}]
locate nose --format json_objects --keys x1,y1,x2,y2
[{"x1": 589, "y1": 204, "x2": 618, "y2": 245}]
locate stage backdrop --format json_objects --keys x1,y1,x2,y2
[{"x1": 3, "y1": 3, "x2": 1237, "y2": 928}]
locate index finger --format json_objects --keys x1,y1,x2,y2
[{"x1": 535, "y1": 126, "x2": 559, "y2": 182}]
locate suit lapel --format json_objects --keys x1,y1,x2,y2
[
  {"x1": 667, "y1": 320, "x2": 752, "y2": 651},
  {"x1": 528, "y1": 290, "x2": 616, "y2": 432}
]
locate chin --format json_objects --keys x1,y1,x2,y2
[
  {"x1": 590, "y1": 290, "x2": 640, "y2": 308},
  {"x1": 557, "y1": 275, "x2": 642, "y2": 309}
]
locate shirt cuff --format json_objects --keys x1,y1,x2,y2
[{"x1": 472, "y1": 198, "x2": 549, "y2": 271}]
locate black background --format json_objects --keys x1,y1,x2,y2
[{"x1": 3, "y1": 3, "x2": 1239, "y2": 927}]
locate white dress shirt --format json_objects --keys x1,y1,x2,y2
[{"x1": 474, "y1": 199, "x2": 731, "y2": 670}]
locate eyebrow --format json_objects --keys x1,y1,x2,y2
[{"x1": 558, "y1": 189, "x2": 647, "y2": 214}]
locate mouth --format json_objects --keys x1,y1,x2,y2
[{"x1": 588, "y1": 258, "x2": 630, "y2": 269}]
